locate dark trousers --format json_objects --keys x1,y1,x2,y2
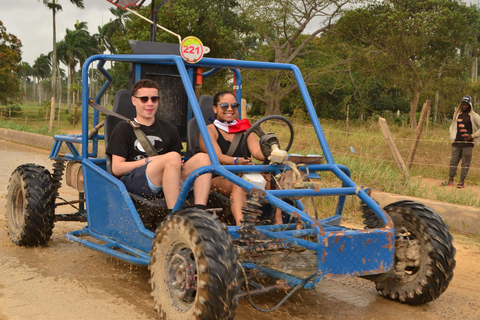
[{"x1": 449, "y1": 146, "x2": 473, "y2": 182}]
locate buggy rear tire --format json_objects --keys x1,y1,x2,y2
[
  {"x1": 6, "y1": 164, "x2": 56, "y2": 246},
  {"x1": 375, "y1": 200, "x2": 455, "y2": 305},
  {"x1": 149, "y1": 208, "x2": 239, "y2": 319}
]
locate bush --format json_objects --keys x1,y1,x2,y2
[
  {"x1": 67, "y1": 110, "x2": 81, "y2": 125},
  {"x1": 0, "y1": 104, "x2": 22, "y2": 117}
]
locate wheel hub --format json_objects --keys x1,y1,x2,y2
[
  {"x1": 166, "y1": 248, "x2": 197, "y2": 303},
  {"x1": 12, "y1": 186, "x2": 25, "y2": 228},
  {"x1": 394, "y1": 229, "x2": 421, "y2": 275}
]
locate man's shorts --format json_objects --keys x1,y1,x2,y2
[{"x1": 120, "y1": 164, "x2": 163, "y2": 199}]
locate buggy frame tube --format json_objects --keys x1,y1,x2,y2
[{"x1": 80, "y1": 53, "x2": 390, "y2": 239}]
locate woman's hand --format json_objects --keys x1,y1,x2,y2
[{"x1": 235, "y1": 157, "x2": 253, "y2": 165}]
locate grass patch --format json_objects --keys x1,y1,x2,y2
[
  {"x1": 0, "y1": 100, "x2": 94, "y2": 136},
  {"x1": 263, "y1": 117, "x2": 480, "y2": 210},
  {"x1": 0, "y1": 120, "x2": 60, "y2": 136}
]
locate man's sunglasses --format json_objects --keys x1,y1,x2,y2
[
  {"x1": 134, "y1": 96, "x2": 160, "y2": 103},
  {"x1": 218, "y1": 102, "x2": 240, "y2": 111}
]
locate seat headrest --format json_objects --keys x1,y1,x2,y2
[
  {"x1": 198, "y1": 95, "x2": 215, "y2": 124},
  {"x1": 113, "y1": 89, "x2": 136, "y2": 119}
]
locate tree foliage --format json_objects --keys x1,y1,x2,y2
[
  {"x1": 17, "y1": 0, "x2": 480, "y2": 124},
  {"x1": 334, "y1": 0, "x2": 480, "y2": 128},
  {"x1": 0, "y1": 21, "x2": 22, "y2": 105},
  {"x1": 239, "y1": 0, "x2": 357, "y2": 115},
  {"x1": 109, "y1": 0, "x2": 250, "y2": 92}
]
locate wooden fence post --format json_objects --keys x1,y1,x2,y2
[
  {"x1": 406, "y1": 100, "x2": 431, "y2": 169},
  {"x1": 346, "y1": 105, "x2": 350, "y2": 133},
  {"x1": 73, "y1": 104, "x2": 78, "y2": 127},
  {"x1": 241, "y1": 98, "x2": 247, "y2": 119},
  {"x1": 49, "y1": 97, "x2": 55, "y2": 132},
  {"x1": 379, "y1": 117, "x2": 409, "y2": 180}
]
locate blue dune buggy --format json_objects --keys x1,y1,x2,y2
[{"x1": 6, "y1": 44, "x2": 455, "y2": 319}]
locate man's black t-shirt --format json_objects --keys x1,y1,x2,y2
[{"x1": 106, "y1": 117, "x2": 182, "y2": 165}]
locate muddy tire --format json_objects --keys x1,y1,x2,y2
[
  {"x1": 375, "y1": 200, "x2": 455, "y2": 305},
  {"x1": 149, "y1": 208, "x2": 239, "y2": 319},
  {"x1": 6, "y1": 164, "x2": 56, "y2": 246}
]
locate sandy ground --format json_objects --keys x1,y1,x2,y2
[{"x1": 1, "y1": 139, "x2": 480, "y2": 320}]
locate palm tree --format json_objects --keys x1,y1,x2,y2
[
  {"x1": 56, "y1": 66, "x2": 67, "y2": 125},
  {"x1": 18, "y1": 62, "x2": 33, "y2": 101},
  {"x1": 95, "y1": 24, "x2": 114, "y2": 54},
  {"x1": 40, "y1": 0, "x2": 84, "y2": 102},
  {"x1": 57, "y1": 26, "x2": 94, "y2": 111},
  {"x1": 31, "y1": 54, "x2": 51, "y2": 107},
  {"x1": 73, "y1": 20, "x2": 88, "y2": 31},
  {"x1": 109, "y1": 6, "x2": 129, "y2": 32}
]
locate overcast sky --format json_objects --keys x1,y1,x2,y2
[
  {"x1": 1, "y1": 0, "x2": 479, "y2": 67},
  {"x1": 1, "y1": 0, "x2": 123, "y2": 66}
]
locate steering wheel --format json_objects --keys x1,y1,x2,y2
[{"x1": 241, "y1": 115, "x2": 294, "y2": 160}]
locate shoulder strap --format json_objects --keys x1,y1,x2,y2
[
  {"x1": 133, "y1": 127, "x2": 157, "y2": 157},
  {"x1": 226, "y1": 132, "x2": 243, "y2": 157},
  {"x1": 89, "y1": 99, "x2": 157, "y2": 157}
]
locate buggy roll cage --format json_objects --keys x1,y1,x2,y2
[{"x1": 49, "y1": 53, "x2": 394, "y2": 287}]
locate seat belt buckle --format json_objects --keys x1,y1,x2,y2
[{"x1": 128, "y1": 120, "x2": 140, "y2": 129}]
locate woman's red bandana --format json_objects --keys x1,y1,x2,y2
[{"x1": 213, "y1": 118, "x2": 251, "y2": 133}]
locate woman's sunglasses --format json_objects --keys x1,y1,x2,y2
[
  {"x1": 135, "y1": 96, "x2": 160, "y2": 103},
  {"x1": 218, "y1": 102, "x2": 240, "y2": 111}
]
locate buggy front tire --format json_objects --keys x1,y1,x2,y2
[
  {"x1": 149, "y1": 208, "x2": 239, "y2": 319},
  {"x1": 375, "y1": 200, "x2": 456, "y2": 305},
  {"x1": 6, "y1": 164, "x2": 56, "y2": 246}
]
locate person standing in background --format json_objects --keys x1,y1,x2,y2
[{"x1": 441, "y1": 95, "x2": 480, "y2": 188}]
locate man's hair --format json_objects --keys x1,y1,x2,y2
[{"x1": 131, "y1": 79, "x2": 159, "y2": 96}]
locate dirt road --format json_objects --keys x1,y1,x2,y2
[{"x1": 1, "y1": 139, "x2": 480, "y2": 320}]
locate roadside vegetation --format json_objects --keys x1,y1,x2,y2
[
  {"x1": 256, "y1": 113, "x2": 480, "y2": 232},
  {"x1": 3, "y1": 99, "x2": 479, "y2": 212}
]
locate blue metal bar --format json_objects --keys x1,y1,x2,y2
[
  {"x1": 96, "y1": 60, "x2": 113, "y2": 100},
  {"x1": 202, "y1": 67, "x2": 221, "y2": 78},
  {"x1": 232, "y1": 68, "x2": 242, "y2": 115},
  {"x1": 81, "y1": 60, "x2": 91, "y2": 159},
  {"x1": 171, "y1": 57, "x2": 220, "y2": 167},
  {"x1": 242, "y1": 263, "x2": 314, "y2": 288},
  {"x1": 65, "y1": 143, "x2": 81, "y2": 159},
  {"x1": 80, "y1": 54, "x2": 330, "y2": 168},
  {"x1": 335, "y1": 165, "x2": 351, "y2": 217},
  {"x1": 67, "y1": 229, "x2": 151, "y2": 266},
  {"x1": 134, "y1": 63, "x2": 142, "y2": 82},
  {"x1": 49, "y1": 140, "x2": 62, "y2": 159},
  {"x1": 259, "y1": 229, "x2": 320, "y2": 250},
  {"x1": 177, "y1": 166, "x2": 318, "y2": 231}
]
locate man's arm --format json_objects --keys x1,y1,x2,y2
[
  {"x1": 111, "y1": 154, "x2": 148, "y2": 177},
  {"x1": 470, "y1": 113, "x2": 480, "y2": 139},
  {"x1": 107, "y1": 122, "x2": 144, "y2": 177}
]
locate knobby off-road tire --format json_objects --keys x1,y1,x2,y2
[
  {"x1": 6, "y1": 164, "x2": 56, "y2": 246},
  {"x1": 149, "y1": 208, "x2": 239, "y2": 319},
  {"x1": 376, "y1": 200, "x2": 456, "y2": 305}
]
